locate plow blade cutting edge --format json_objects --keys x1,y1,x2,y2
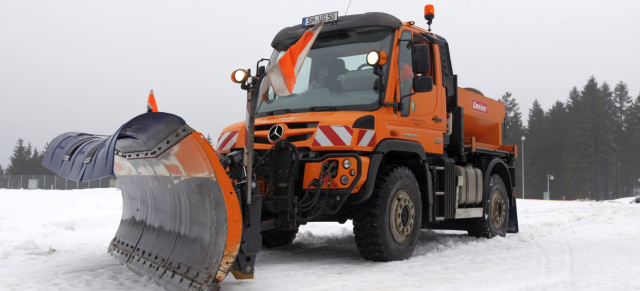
[{"x1": 43, "y1": 113, "x2": 243, "y2": 291}]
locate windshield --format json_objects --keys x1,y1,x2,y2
[{"x1": 257, "y1": 27, "x2": 394, "y2": 117}]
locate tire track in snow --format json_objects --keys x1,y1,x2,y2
[
  {"x1": 530, "y1": 231, "x2": 576, "y2": 289},
  {"x1": 531, "y1": 239, "x2": 549, "y2": 284},
  {"x1": 559, "y1": 233, "x2": 575, "y2": 289}
]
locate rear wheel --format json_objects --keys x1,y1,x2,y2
[
  {"x1": 353, "y1": 165, "x2": 422, "y2": 261},
  {"x1": 261, "y1": 227, "x2": 299, "y2": 248},
  {"x1": 467, "y1": 174, "x2": 509, "y2": 238}
]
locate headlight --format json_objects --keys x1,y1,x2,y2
[
  {"x1": 366, "y1": 51, "x2": 387, "y2": 67},
  {"x1": 343, "y1": 159, "x2": 352, "y2": 169},
  {"x1": 231, "y1": 69, "x2": 249, "y2": 84}
]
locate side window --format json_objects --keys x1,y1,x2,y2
[{"x1": 398, "y1": 31, "x2": 413, "y2": 116}]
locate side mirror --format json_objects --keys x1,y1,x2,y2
[
  {"x1": 411, "y1": 44, "x2": 430, "y2": 74},
  {"x1": 257, "y1": 66, "x2": 266, "y2": 77},
  {"x1": 413, "y1": 75, "x2": 433, "y2": 93}
]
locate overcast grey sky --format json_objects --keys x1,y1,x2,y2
[{"x1": 1, "y1": 0, "x2": 639, "y2": 169}]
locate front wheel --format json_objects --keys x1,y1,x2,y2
[
  {"x1": 353, "y1": 165, "x2": 422, "y2": 261},
  {"x1": 467, "y1": 174, "x2": 509, "y2": 238},
  {"x1": 261, "y1": 226, "x2": 299, "y2": 248}
]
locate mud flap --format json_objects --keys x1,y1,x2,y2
[
  {"x1": 507, "y1": 196, "x2": 519, "y2": 233},
  {"x1": 43, "y1": 113, "x2": 242, "y2": 291}
]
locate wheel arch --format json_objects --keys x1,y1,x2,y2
[
  {"x1": 483, "y1": 158, "x2": 513, "y2": 204},
  {"x1": 483, "y1": 158, "x2": 519, "y2": 233},
  {"x1": 348, "y1": 140, "x2": 429, "y2": 205}
]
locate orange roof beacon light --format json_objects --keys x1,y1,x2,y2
[{"x1": 424, "y1": 4, "x2": 435, "y2": 31}]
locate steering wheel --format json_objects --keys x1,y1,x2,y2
[{"x1": 357, "y1": 63, "x2": 370, "y2": 70}]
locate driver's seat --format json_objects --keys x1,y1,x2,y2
[{"x1": 322, "y1": 58, "x2": 348, "y2": 91}]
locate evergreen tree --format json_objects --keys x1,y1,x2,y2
[
  {"x1": 566, "y1": 77, "x2": 615, "y2": 200},
  {"x1": 612, "y1": 82, "x2": 632, "y2": 197},
  {"x1": 6, "y1": 139, "x2": 54, "y2": 175},
  {"x1": 500, "y1": 92, "x2": 525, "y2": 197},
  {"x1": 524, "y1": 100, "x2": 549, "y2": 199},
  {"x1": 36, "y1": 143, "x2": 53, "y2": 175},
  {"x1": 545, "y1": 101, "x2": 569, "y2": 199},
  {"x1": 0, "y1": 164, "x2": 4, "y2": 175},
  {"x1": 622, "y1": 93, "x2": 640, "y2": 194},
  {"x1": 562, "y1": 86, "x2": 592, "y2": 199},
  {"x1": 29, "y1": 148, "x2": 40, "y2": 174},
  {"x1": 206, "y1": 134, "x2": 214, "y2": 147},
  {"x1": 7, "y1": 139, "x2": 31, "y2": 175},
  {"x1": 593, "y1": 82, "x2": 615, "y2": 200}
]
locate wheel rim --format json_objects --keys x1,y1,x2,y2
[
  {"x1": 389, "y1": 189, "x2": 415, "y2": 244},
  {"x1": 490, "y1": 189, "x2": 507, "y2": 230}
]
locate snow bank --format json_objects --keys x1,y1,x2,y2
[
  {"x1": 1, "y1": 190, "x2": 639, "y2": 290},
  {"x1": 608, "y1": 196, "x2": 640, "y2": 204}
]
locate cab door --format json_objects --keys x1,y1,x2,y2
[{"x1": 396, "y1": 30, "x2": 446, "y2": 154}]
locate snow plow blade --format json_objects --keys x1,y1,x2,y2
[{"x1": 43, "y1": 112, "x2": 243, "y2": 291}]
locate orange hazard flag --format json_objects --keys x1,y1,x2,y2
[
  {"x1": 147, "y1": 89, "x2": 158, "y2": 112},
  {"x1": 260, "y1": 22, "x2": 324, "y2": 97}
]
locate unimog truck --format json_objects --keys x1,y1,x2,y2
[{"x1": 44, "y1": 6, "x2": 518, "y2": 291}]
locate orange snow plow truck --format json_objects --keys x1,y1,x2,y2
[{"x1": 43, "y1": 6, "x2": 518, "y2": 291}]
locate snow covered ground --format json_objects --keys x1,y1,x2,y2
[{"x1": 1, "y1": 189, "x2": 638, "y2": 290}]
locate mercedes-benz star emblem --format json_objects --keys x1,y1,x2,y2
[{"x1": 268, "y1": 124, "x2": 284, "y2": 143}]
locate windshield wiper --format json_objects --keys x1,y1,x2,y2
[
  {"x1": 265, "y1": 108, "x2": 292, "y2": 116},
  {"x1": 310, "y1": 106, "x2": 337, "y2": 112}
]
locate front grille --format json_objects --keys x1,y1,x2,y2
[
  {"x1": 286, "y1": 134, "x2": 312, "y2": 143},
  {"x1": 255, "y1": 137, "x2": 270, "y2": 144},
  {"x1": 253, "y1": 122, "x2": 319, "y2": 144},
  {"x1": 255, "y1": 122, "x2": 319, "y2": 131}
]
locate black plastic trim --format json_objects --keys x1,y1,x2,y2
[
  {"x1": 271, "y1": 12, "x2": 402, "y2": 48},
  {"x1": 347, "y1": 153, "x2": 383, "y2": 205},
  {"x1": 352, "y1": 115, "x2": 375, "y2": 129},
  {"x1": 374, "y1": 139, "x2": 427, "y2": 160},
  {"x1": 347, "y1": 140, "x2": 427, "y2": 205},
  {"x1": 447, "y1": 106, "x2": 465, "y2": 163}
]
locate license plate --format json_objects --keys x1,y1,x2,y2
[{"x1": 302, "y1": 11, "x2": 338, "y2": 27}]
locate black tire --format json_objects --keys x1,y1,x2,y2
[
  {"x1": 353, "y1": 165, "x2": 422, "y2": 261},
  {"x1": 261, "y1": 227, "x2": 299, "y2": 248},
  {"x1": 467, "y1": 174, "x2": 509, "y2": 238}
]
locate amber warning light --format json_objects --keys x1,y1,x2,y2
[{"x1": 424, "y1": 4, "x2": 435, "y2": 31}]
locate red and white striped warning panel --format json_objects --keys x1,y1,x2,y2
[
  {"x1": 356, "y1": 130, "x2": 376, "y2": 147},
  {"x1": 312, "y1": 126, "x2": 353, "y2": 147},
  {"x1": 217, "y1": 131, "x2": 238, "y2": 150}
]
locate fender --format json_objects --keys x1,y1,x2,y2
[
  {"x1": 347, "y1": 139, "x2": 427, "y2": 204},
  {"x1": 483, "y1": 158, "x2": 519, "y2": 233}
]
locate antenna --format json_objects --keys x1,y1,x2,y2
[{"x1": 345, "y1": 0, "x2": 352, "y2": 16}]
